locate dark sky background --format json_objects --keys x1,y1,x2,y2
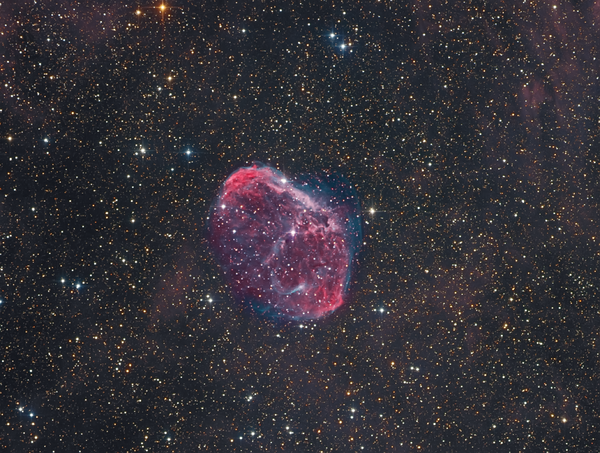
[{"x1": 1, "y1": 0, "x2": 600, "y2": 451}]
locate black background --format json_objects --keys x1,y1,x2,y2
[{"x1": 1, "y1": 0, "x2": 599, "y2": 451}]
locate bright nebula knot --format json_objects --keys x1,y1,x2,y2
[{"x1": 206, "y1": 163, "x2": 361, "y2": 320}]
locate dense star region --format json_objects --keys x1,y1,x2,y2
[
  {"x1": 2, "y1": 0, "x2": 600, "y2": 451},
  {"x1": 207, "y1": 163, "x2": 361, "y2": 320}
]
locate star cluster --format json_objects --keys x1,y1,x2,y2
[{"x1": 1, "y1": 0, "x2": 600, "y2": 451}]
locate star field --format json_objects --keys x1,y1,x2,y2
[{"x1": 1, "y1": 0, "x2": 600, "y2": 451}]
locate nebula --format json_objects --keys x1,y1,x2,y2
[{"x1": 206, "y1": 163, "x2": 361, "y2": 320}]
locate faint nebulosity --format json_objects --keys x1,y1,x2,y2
[{"x1": 1, "y1": 0, "x2": 600, "y2": 451}]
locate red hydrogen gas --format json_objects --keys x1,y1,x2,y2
[{"x1": 206, "y1": 163, "x2": 361, "y2": 320}]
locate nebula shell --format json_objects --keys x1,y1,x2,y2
[{"x1": 206, "y1": 163, "x2": 361, "y2": 320}]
